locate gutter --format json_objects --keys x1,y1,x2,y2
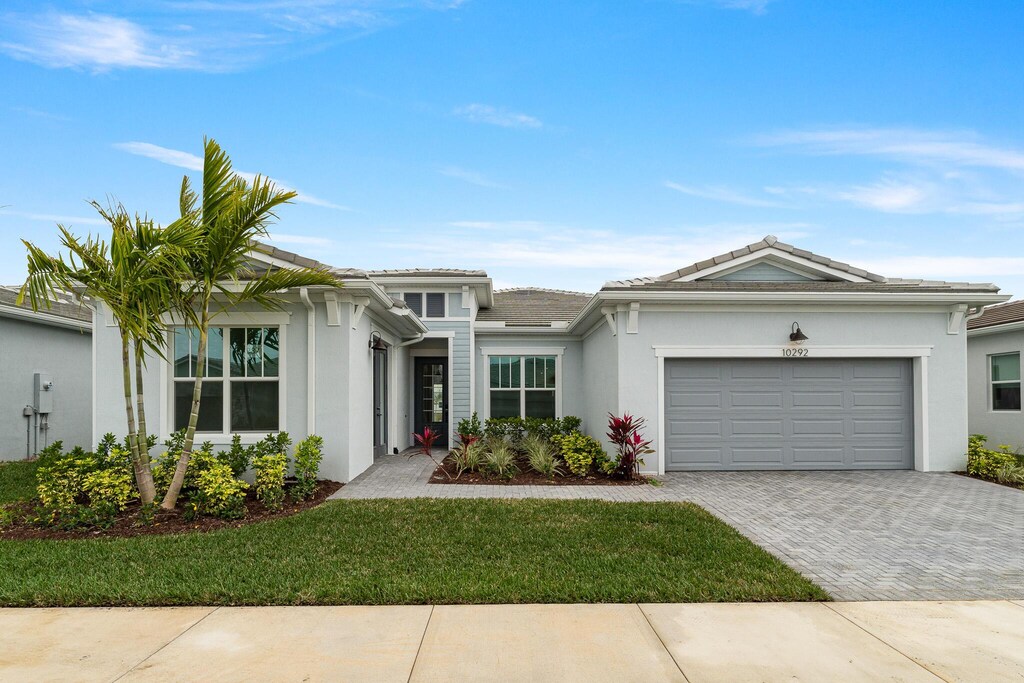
[{"x1": 299, "y1": 288, "x2": 316, "y2": 435}]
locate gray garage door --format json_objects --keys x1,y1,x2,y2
[{"x1": 664, "y1": 358, "x2": 914, "y2": 471}]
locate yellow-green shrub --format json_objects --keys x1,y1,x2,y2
[
  {"x1": 551, "y1": 432, "x2": 606, "y2": 476},
  {"x1": 967, "y1": 435, "x2": 1020, "y2": 480},
  {"x1": 186, "y1": 461, "x2": 248, "y2": 520},
  {"x1": 254, "y1": 453, "x2": 287, "y2": 510},
  {"x1": 292, "y1": 435, "x2": 324, "y2": 501}
]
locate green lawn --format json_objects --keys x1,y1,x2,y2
[
  {"x1": 0, "y1": 498, "x2": 827, "y2": 606},
  {"x1": 0, "y1": 460, "x2": 38, "y2": 505}
]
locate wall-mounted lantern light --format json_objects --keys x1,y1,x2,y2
[
  {"x1": 789, "y1": 322, "x2": 809, "y2": 343},
  {"x1": 369, "y1": 331, "x2": 387, "y2": 351}
]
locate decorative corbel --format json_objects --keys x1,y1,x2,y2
[
  {"x1": 626, "y1": 302, "x2": 640, "y2": 334},
  {"x1": 947, "y1": 303, "x2": 968, "y2": 335},
  {"x1": 351, "y1": 296, "x2": 371, "y2": 329},
  {"x1": 600, "y1": 306, "x2": 617, "y2": 336},
  {"x1": 323, "y1": 291, "x2": 341, "y2": 327}
]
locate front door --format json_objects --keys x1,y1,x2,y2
[
  {"x1": 372, "y1": 347, "x2": 388, "y2": 458},
  {"x1": 414, "y1": 357, "x2": 448, "y2": 448}
]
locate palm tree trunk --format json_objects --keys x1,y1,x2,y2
[
  {"x1": 133, "y1": 339, "x2": 157, "y2": 504},
  {"x1": 161, "y1": 311, "x2": 208, "y2": 510},
  {"x1": 120, "y1": 331, "x2": 146, "y2": 495}
]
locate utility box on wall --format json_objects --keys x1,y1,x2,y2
[{"x1": 33, "y1": 372, "x2": 54, "y2": 414}]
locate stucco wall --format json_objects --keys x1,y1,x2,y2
[
  {"x1": 0, "y1": 316, "x2": 92, "y2": 459},
  {"x1": 967, "y1": 328, "x2": 1024, "y2": 449},
  {"x1": 617, "y1": 307, "x2": 969, "y2": 473},
  {"x1": 581, "y1": 323, "x2": 619, "y2": 445}
]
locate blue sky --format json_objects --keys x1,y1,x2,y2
[{"x1": 2, "y1": 0, "x2": 1023, "y2": 295}]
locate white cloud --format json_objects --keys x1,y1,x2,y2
[
  {"x1": 0, "y1": 210, "x2": 107, "y2": 227},
  {"x1": 452, "y1": 104, "x2": 542, "y2": 129},
  {"x1": 1, "y1": 13, "x2": 195, "y2": 71},
  {"x1": 832, "y1": 179, "x2": 932, "y2": 212},
  {"x1": 860, "y1": 256, "x2": 1024, "y2": 280},
  {"x1": 265, "y1": 233, "x2": 334, "y2": 247},
  {"x1": 711, "y1": 0, "x2": 774, "y2": 14},
  {"x1": 664, "y1": 181, "x2": 788, "y2": 208},
  {"x1": 753, "y1": 127, "x2": 1024, "y2": 172},
  {"x1": 438, "y1": 166, "x2": 508, "y2": 189},
  {"x1": 114, "y1": 141, "x2": 349, "y2": 211}
]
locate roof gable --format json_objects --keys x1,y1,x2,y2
[
  {"x1": 660, "y1": 235, "x2": 879, "y2": 284},
  {"x1": 711, "y1": 260, "x2": 820, "y2": 282}
]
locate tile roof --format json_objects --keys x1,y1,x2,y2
[
  {"x1": 604, "y1": 234, "x2": 999, "y2": 293},
  {"x1": 250, "y1": 242, "x2": 368, "y2": 278},
  {"x1": 366, "y1": 268, "x2": 489, "y2": 277},
  {"x1": 968, "y1": 300, "x2": 1024, "y2": 330},
  {"x1": 477, "y1": 288, "x2": 592, "y2": 327},
  {"x1": 0, "y1": 285, "x2": 92, "y2": 323}
]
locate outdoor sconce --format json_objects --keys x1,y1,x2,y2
[
  {"x1": 789, "y1": 322, "x2": 809, "y2": 343},
  {"x1": 369, "y1": 331, "x2": 387, "y2": 351}
]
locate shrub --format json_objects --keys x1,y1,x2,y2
[
  {"x1": 606, "y1": 413, "x2": 655, "y2": 480},
  {"x1": 413, "y1": 427, "x2": 442, "y2": 455},
  {"x1": 186, "y1": 461, "x2": 247, "y2": 520},
  {"x1": 219, "y1": 435, "x2": 253, "y2": 477},
  {"x1": 483, "y1": 440, "x2": 519, "y2": 479},
  {"x1": 292, "y1": 435, "x2": 324, "y2": 501},
  {"x1": 524, "y1": 416, "x2": 582, "y2": 441},
  {"x1": 457, "y1": 413, "x2": 483, "y2": 439},
  {"x1": 483, "y1": 417, "x2": 525, "y2": 445},
  {"x1": 995, "y1": 462, "x2": 1024, "y2": 486},
  {"x1": 95, "y1": 433, "x2": 118, "y2": 459},
  {"x1": 966, "y1": 434, "x2": 1020, "y2": 480},
  {"x1": 35, "y1": 440, "x2": 64, "y2": 466},
  {"x1": 551, "y1": 432, "x2": 606, "y2": 476},
  {"x1": 35, "y1": 447, "x2": 136, "y2": 528},
  {"x1": 523, "y1": 434, "x2": 562, "y2": 478},
  {"x1": 253, "y1": 453, "x2": 287, "y2": 511},
  {"x1": 450, "y1": 440, "x2": 484, "y2": 478}
]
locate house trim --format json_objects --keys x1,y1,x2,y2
[
  {"x1": 671, "y1": 248, "x2": 872, "y2": 283},
  {"x1": 478, "y1": 347, "x2": 565, "y2": 420}
]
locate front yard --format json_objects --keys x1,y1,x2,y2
[{"x1": 0, "y1": 485, "x2": 827, "y2": 606}]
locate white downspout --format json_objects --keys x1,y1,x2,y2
[
  {"x1": 300, "y1": 288, "x2": 316, "y2": 435},
  {"x1": 965, "y1": 306, "x2": 986, "y2": 323},
  {"x1": 398, "y1": 333, "x2": 425, "y2": 347}
]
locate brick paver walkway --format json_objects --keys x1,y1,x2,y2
[{"x1": 331, "y1": 452, "x2": 1024, "y2": 601}]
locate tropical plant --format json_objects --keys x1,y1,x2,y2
[
  {"x1": 292, "y1": 435, "x2": 324, "y2": 501},
  {"x1": 967, "y1": 434, "x2": 1021, "y2": 480},
  {"x1": 20, "y1": 204, "x2": 197, "y2": 505},
  {"x1": 160, "y1": 138, "x2": 341, "y2": 510},
  {"x1": 253, "y1": 453, "x2": 287, "y2": 510},
  {"x1": 457, "y1": 412, "x2": 483, "y2": 439},
  {"x1": 606, "y1": 413, "x2": 654, "y2": 480},
  {"x1": 185, "y1": 460, "x2": 248, "y2": 520},
  {"x1": 449, "y1": 435, "x2": 483, "y2": 478},
  {"x1": 523, "y1": 434, "x2": 562, "y2": 478},
  {"x1": 551, "y1": 431, "x2": 606, "y2": 476},
  {"x1": 414, "y1": 426, "x2": 441, "y2": 455},
  {"x1": 482, "y1": 440, "x2": 519, "y2": 479}
]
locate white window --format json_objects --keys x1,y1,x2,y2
[
  {"x1": 990, "y1": 353, "x2": 1021, "y2": 411},
  {"x1": 400, "y1": 292, "x2": 446, "y2": 318},
  {"x1": 489, "y1": 355, "x2": 557, "y2": 419},
  {"x1": 172, "y1": 326, "x2": 281, "y2": 432}
]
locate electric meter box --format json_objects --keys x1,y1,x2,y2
[{"x1": 33, "y1": 372, "x2": 53, "y2": 414}]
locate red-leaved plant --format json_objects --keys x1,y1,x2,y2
[
  {"x1": 606, "y1": 413, "x2": 654, "y2": 480},
  {"x1": 409, "y1": 427, "x2": 451, "y2": 478}
]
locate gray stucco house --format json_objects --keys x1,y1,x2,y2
[
  {"x1": 90, "y1": 235, "x2": 1008, "y2": 480},
  {"x1": 967, "y1": 300, "x2": 1024, "y2": 450},
  {"x1": 1, "y1": 286, "x2": 92, "y2": 460}
]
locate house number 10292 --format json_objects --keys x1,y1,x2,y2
[{"x1": 782, "y1": 347, "x2": 809, "y2": 357}]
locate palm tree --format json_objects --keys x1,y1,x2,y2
[
  {"x1": 20, "y1": 204, "x2": 197, "y2": 504},
  {"x1": 160, "y1": 138, "x2": 341, "y2": 510}
]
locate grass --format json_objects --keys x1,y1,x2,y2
[
  {"x1": 0, "y1": 460, "x2": 38, "y2": 505},
  {"x1": 0, "y1": 498, "x2": 827, "y2": 606}
]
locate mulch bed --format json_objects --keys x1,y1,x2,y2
[
  {"x1": 429, "y1": 459, "x2": 649, "y2": 486},
  {"x1": 0, "y1": 480, "x2": 343, "y2": 541},
  {"x1": 953, "y1": 471, "x2": 1023, "y2": 491}
]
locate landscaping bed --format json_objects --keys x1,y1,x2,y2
[
  {"x1": 964, "y1": 435, "x2": 1024, "y2": 490},
  {"x1": 430, "y1": 459, "x2": 649, "y2": 485},
  {"x1": 0, "y1": 498, "x2": 828, "y2": 606},
  {"x1": 0, "y1": 479, "x2": 342, "y2": 540}
]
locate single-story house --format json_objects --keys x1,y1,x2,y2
[
  {"x1": 967, "y1": 300, "x2": 1024, "y2": 449},
  {"x1": 90, "y1": 235, "x2": 1008, "y2": 480},
  {"x1": 1, "y1": 286, "x2": 93, "y2": 460}
]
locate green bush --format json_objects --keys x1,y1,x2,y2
[
  {"x1": 523, "y1": 434, "x2": 562, "y2": 478},
  {"x1": 483, "y1": 416, "x2": 583, "y2": 446},
  {"x1": 35, "y1": 440, "x2": 64, "y2": 466},
  {"x1": 254, "y1": 453, "x2": 287, "y2": 511},
  {"x1": 551, "y1": 431, "x2": 606, "y2": 476},
  {"x1": 253, "y1": 432, "x2": 292, "y2": 461},
  {"x1": 220, "y1": 434, "x2": 253, "y2": 478},
  {"x1": 457, "y1": 413, "x2": 483, "y2": 439},
  {"x1": 484, "y1": 417, "x2": 526, "y2": 445},
  {"x1": 152, "y1": 436, "x2": 218, "y2": 498},
  {"x1": 292, "y1": 435, "x2": 324, "y2": 501},
  {"x1": 966, "y1": 434, "x2": 1020, "y2": 480},
  {"x1": 483, "y1": 440, "x2": 519, "y2": 479},
  {"x1": 186, "y1": 461, "x2": 247, "y2": 520},
  {"x1": 35, "y1": 446, "x2": 136, "y2": 528}
]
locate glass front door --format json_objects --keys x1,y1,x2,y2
[
  {"x1": 414, "y1": 357, "x2": 448, "y2": 448},
  {"x1": 372, "y1": 347, "x2": 388, "y2": 458}
]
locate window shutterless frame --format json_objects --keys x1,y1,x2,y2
[
  {"x1": 486, "y1": 354, "x2": 559, "y2": 419},
  {"x1": 170, "y1": 325, "x2": 284, "y2": 434},
  {"x1": 990, "y1": 352, "x2": 1021, "y2": 412},
  {"x1": 397, "y1": 292, "x2": 447, "y2": 319}
]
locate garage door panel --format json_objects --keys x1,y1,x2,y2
[
  {"x1": 730, "y1": 391, "x2": 783, "y2": 408},
  {"x1": 665, "y1": 358, "x2": 913, "y2": 471}
]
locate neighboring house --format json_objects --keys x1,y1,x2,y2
[
  {"x1": 967, "y1": 300, "x2": 1024, "y2": 450},
  {"x1": 0, "y1": 286, "x2": 93, "y2": 460},
  {"x1": 90, "y1": 235, "x2": 1008, "y2": 480}
]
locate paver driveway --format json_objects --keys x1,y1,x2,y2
[{"x1": 334, "y1": 455, "x2": 1024, "y2": 601}]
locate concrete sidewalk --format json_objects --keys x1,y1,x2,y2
[{"x1": 2, "y1": 601, "x2": 1022, "y2": 682}]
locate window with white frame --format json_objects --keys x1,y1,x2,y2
[
  {"x1": 990, "y1": 353, "x2": 1021, "y2": 411},
  {"x1": 173, "y1": 326, "x2": 280, "y2": 432},
  {"x1": 489, "y1": 355, "x2": 557, "y2": 419}
]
